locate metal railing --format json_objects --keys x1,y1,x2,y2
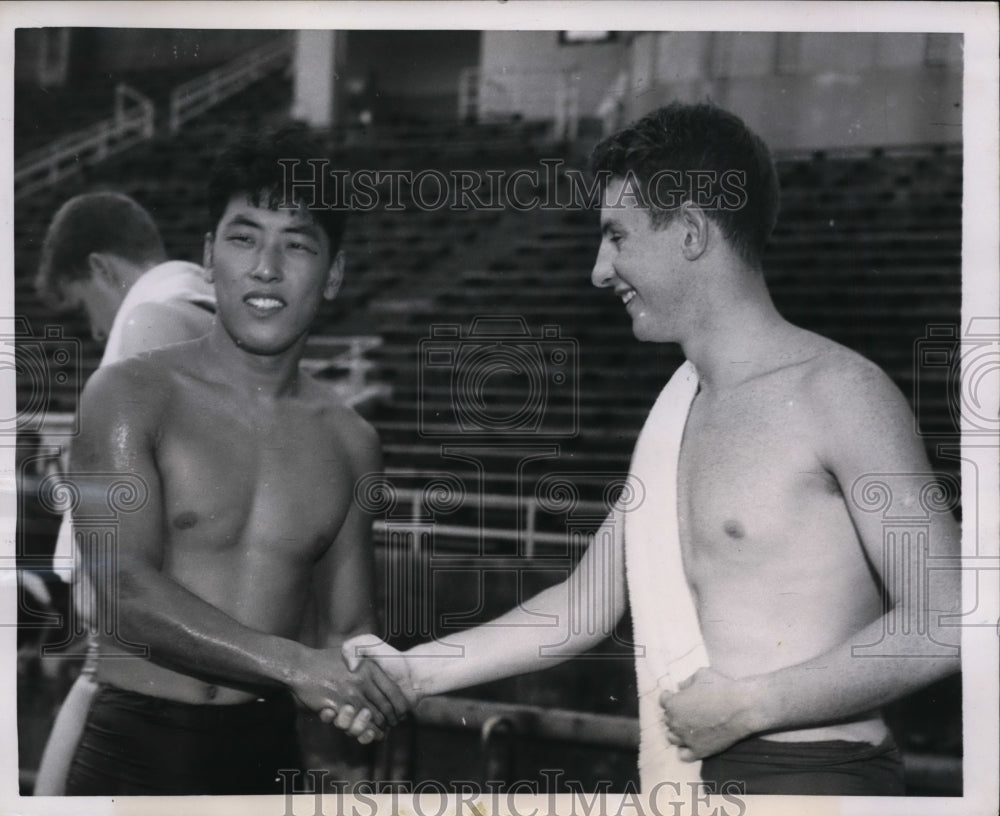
[
  {"x1": 168, "y1": 35, "x2": 293, "y2": 132},
  {"x1": 415, "y1": 695, "x2": 638, "y2": 747},
  {"x1": 14, "y1": 84, "x2": 154, "y2": 200},
  {"x1": 300, "y1": 334, "x2": 391, "y2": 408},
  {"x1": 373, "y1": 486, "x2": 608, "y2": 558}
]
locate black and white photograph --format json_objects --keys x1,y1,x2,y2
[{"x1": 2, "y1": 2, "x2": 997, "y2": 815}]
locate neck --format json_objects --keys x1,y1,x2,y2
[
  {"x1": 201, "y1": 322, "x2": 306, "y2": 399},
  {"x1": 678, "y1": 270, "x2": 789, "y2": 391}
]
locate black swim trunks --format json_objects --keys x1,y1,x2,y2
[
  {"x1": 65, "y1": 683, "x2": 303, "y2": 795},
  {"x1": 700, "y1": 735, "x2": 906, "y2": 795}
]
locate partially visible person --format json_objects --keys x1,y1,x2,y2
[
  {"x1": 32, "y1": 192, "x2": 217, "y2": 794},
  {"x1": 36, "y1": 191, "x2": 216, "y2": 360}
]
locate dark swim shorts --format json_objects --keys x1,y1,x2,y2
[
  {"x1": 65, "y1": 683, "x2": 303, "y2": 795},
  {"x1": 700, "y1": 734, "x2": 906, "y2": 795}
]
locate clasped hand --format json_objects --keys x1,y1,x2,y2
[
  {"x1": 290, "y1": 638, "x2": 412, "y2": 745},
  {"x1": 658, "y1": 667, "x2": 756, "y2": 761},
  {"x1": 306, "y1": 635, "x2": 418, "y2": 744}
]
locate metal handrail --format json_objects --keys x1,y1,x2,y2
[
  {"x1": 168, "y1": 35, "x2": 293, "y2": 132},
  {"x1": 413, "y1": 696, "x2": 639, "y2": 750},
  {"x1": 374, "y1": 487, "x2": 609, "y2": 557},
  {"x1": 14, "y1": 83, "x2": 154, "y2": 200}
]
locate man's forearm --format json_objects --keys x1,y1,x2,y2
[
  {"x1": 407, "y1": 578, "x2": 616, "y2": 697},
  {"x1": 660, "y1": 603, "x2": 961, "y2": 761},
  {"x1": 743, "y1": 607, "x2": 961, "y2": 735},
  {"x1": 110, "y1": 567, "x2": 308, "y2": 691}
]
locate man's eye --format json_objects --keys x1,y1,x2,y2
[
  {"x1": 288, "y1": 242, "x2": 318, "y2": 255},
  {"x1": 227, "y1": 234, "x2": 254, "y2": 246},
  {"x1": 610, "y1": 234, "x2": 623, "y2": 245}
]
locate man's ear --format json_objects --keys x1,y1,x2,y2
[
  {"x1": 202, "y1": 233, "x2": 215, "y2": 282},
  {"x1": 678, "y1": 201, "x2": 709, "y2": 261},
  {"x1": 87, "y1": 252, "x2": 119, "y2": 286},
  {"x1": 323, "y1": 250, "x2": 345, "y2": 301}
]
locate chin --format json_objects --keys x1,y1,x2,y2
[
  {"x1": 233, "y1": 334, "x2": 302, "y2": 357},
  {"x1": 632, "y1": 322, "x2": 673, "y2": 344},
  {"x1": 631, "y1": 318, "x2": 661, "y2": 343}
]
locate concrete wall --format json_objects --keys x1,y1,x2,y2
[
  {"x1": 344, "y1": 30, "x2": 480, "y2": 122},
  {"x1": 626, "y1": 32, "x2": 963, "y2": 151},
  {"x1": 479, "y1": 31, "x2": 629, "y2": 123},
  {"x1": 479, "y1": 31, "x2": 963, "y2": 151}
]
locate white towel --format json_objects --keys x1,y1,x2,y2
[{"x1": 624, "y1": 360, "x2": 710, "y2": 791}]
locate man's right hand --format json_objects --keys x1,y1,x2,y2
[
  {"x1": 342, "y1": 634, "x2": 421, "y2": 705},
  {"x1": 331, "y1": 635, "x2": 423, "y2": 739},
  {"x1": 290, "y1": 645, "x2": 409, "y2": 742}
]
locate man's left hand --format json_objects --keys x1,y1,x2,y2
[{"x1": 658, "y1": 667, "x2": 756, "y2": 761}]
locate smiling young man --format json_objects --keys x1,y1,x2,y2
[
  {"x1": 347, "y1": 103, "x2": 961, "y2": 795},
  {"x1": 56, "y1": 128, "x2": 408, "y2": 795}
]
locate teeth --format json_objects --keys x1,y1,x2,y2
[
  {"x1": 622, "y1": 290, "x2": 635, "y2": 305},
  {"x1": 247, "y1": 297, "x2": 283, "y2": 309}
]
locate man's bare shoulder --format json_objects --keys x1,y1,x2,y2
[
  {"x1": 300, "y1": 374, "x2": 383, "y2": 475},
  {"x1": 798, "y1": 337, "x2": 907, "y2": 415},
  {"x1": 82, "y1": 342, "x2": 200, "y2": 423},
  {"x1": 792, "y1": 334, "x2": 918, "y2": 465}
]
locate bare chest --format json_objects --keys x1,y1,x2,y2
[
  {"x1": 154, "y1": 392, "x2": 355, "y2": 558},
  {"x1": 676, "y1": 386, "x2": 846, "y2": 578}
]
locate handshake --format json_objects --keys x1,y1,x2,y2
[{"x1": 296, "y1": 635, "x2": 420, "y2": 746}]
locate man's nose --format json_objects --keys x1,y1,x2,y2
[
  {"x1": 251, "y1": 244, "x2": 283, "y2": 282},
  {"x1": 591, "y1": 242, "x2": 614, "y2": 289}
]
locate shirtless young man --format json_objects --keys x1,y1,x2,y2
[
  {"x1": 348, "y1": 103, "x2": 961, "y2": 795},
  {"x1": 60, "y1": 129, "x2": 407, "y2": 795}
]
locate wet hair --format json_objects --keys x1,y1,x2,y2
[
  {"x1": 590, "y1": 102, "x2": 780, "y2": 268},
  {"x1": 207, "y1": 125, "x2": 347, "y2": 254},
  {"x1": 36, "y1": 192, "x2": 167, "y2": 307}
]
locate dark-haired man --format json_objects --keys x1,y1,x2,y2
[
  {"x1": 36, "y1": 191, "x2": 215, "y2": 352},
  {"x1": 349, "y1": 103, "x2": 961, "y2": 795},
  {"x1": 54, "y1": 129, "x2": 407, "y2": 795}
]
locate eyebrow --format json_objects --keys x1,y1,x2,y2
[
  {"x1": 223, "y1": 213, "x2": 321, "y2": 239},
  {"x1": 223, "y1": 214, "x2": 263, "y2": 231}
]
